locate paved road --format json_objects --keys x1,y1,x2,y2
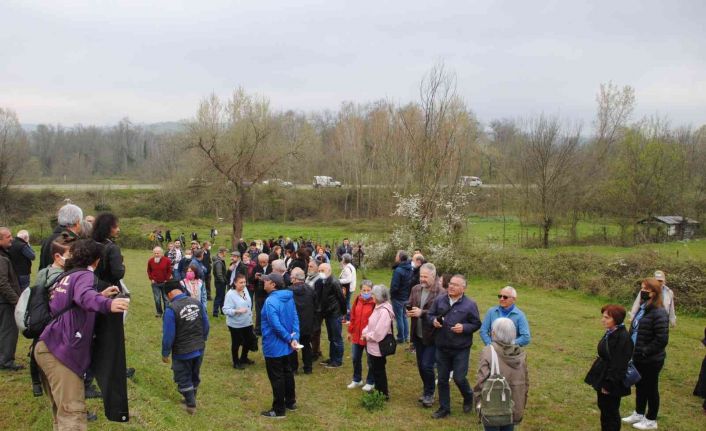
[{"x1": 10, "y1": 183, "x2": 163, "y2": 191}]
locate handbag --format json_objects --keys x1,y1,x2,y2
[
  {"x1": 247, "y1": 328, "x2": 259, "y2": 352},
  {"x1": 377, "y1": 309, "x2": 397, "y2": 356},
  {"x1": 605, "y1": 332, "x2": 641, "y2": 387}
]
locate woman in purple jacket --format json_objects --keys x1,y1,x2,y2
[{"x1": 34, "y1": 239, "x2": 130, "y2": 430}]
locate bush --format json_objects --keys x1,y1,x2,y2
[{"x1": 361, "y1": 390, "x2": 387, "y2": 412}]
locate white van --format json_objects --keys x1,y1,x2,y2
[
  {"x1": 313, "y1": 176, "x2": 342, "y2": 188},
  {"x1": 459, "y1": 176, "x2": 483, "y2": 187}
]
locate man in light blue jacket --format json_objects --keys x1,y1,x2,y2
[
  {"x1": 260, "y1": 273, "x2": 300, "y2": 419},
  {"x1": 479, "y1": 286, "x2": 531, "y2": 347}
]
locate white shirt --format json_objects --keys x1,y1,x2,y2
[{"x1": 339, "y1": 263, "x2": 357, "y2": 292}]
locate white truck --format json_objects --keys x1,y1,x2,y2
[
  {"x1": 459, "y1": 176, "x2": 483, "y2": 187},
  {"x1": 313, "y1": 176, "x2": 342, "y2": 188}
]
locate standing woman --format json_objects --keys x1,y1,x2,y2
[
  {"x1": 223, "y1": 274, "x2": 255, "y2": 369},
  {"x1": 346, "y1": 280, "x2": 376, "y2": 391},
  {"x1": 622, "y1": 279, "x2": 669, "y2": 430},
  {"x1": 585, "y1": 305, "x2": 633, "y2": 431},
  {"x1": 181, "y1": 264, "x2": 207, "y2": 308},
  {"x1": 92, "y1": 213, "x2": 125, "y2": 290},
  {"x1": 34, "y1": 239, "x2": 129, "y2": 429},
  {"x1": 361, "y1": 284, "x2": 395, "y2": 400}
]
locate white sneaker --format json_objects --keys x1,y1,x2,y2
[
  {"x1": 622, "y1": 412, "x2": 645, "y2": 424},
  {"x1": 633, "y1": 419, "x2": 658, "y2": 430},
  {"x1": 347, "y1": 381, "x2": 364, "y2": 389},
  {"x1": 361, "y1": 383, "x2": 375, "y2": 392}
]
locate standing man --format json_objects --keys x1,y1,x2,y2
[
  {"x1": 338, "y1": 253, "x2": 357, "y2": 323},
  {"x1": 336, "y1": 238, "x2": 353, "y2": 262},
  {"x1": 165, "y1": 229, "x2": 172, "y2": 243},
  {"x1": 253, "y1": 253, "x2": 272, "y2": 336},
  {"x1": 147, "y1": 246, "x2": 172, "y2": 318},
  {"x1": 630, "y1": 270, "x2": 676, "y2": 327},
  {"x1": 202, "y1": 241, "x2": 213, "y2": 301},
  {"x1": 0, "y1": 227, "x2": 23, "y2": 371},
  {"x1": 289, "y1": 268, "x2": 317, "y2": 375},
  {"x1": 161, "y1": 280, "x2": 209, "y2": 414},
  {"x1": 260, "y1": 274, "x2": 300, "y2": 418},
  {"x1": 169, "y1": 240, "x2": 183, "y2": 281},
  {"x1": 410, "y1": 253, "x2": 426, "y2": 288},
  {"x1": 427, "y1": 274, "x2": 481, "y2": 419},
  {"x1": 390, "y1": 250, "x2": 413, "y2": 344},
  {"x1": 479, "y1": 285, "x2": 531, "y2": 347},
  {"x1": 212, "y1": 247, "x2": 228, "y2": 318},
  {"x1": 317, "y1": 263, "x2": 346, "y2": 368},
  {"x1": 39, "y1": 203, "x2": 83, "y2": 270},
  {"x1": 7, "y1": 229, "x2": 35, "y2": 291},
  {"x1": 407, "y1": 263, "x2": 446, "y2": 407}
]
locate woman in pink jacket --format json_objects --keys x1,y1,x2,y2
[{"x1": 361, "y1": 284, "x2": 395, "y2": 399}]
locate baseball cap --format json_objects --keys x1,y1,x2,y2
[
  {"x1": 261, "y1": 273, "x2": 285, "y2": 289},
  {"x1": 654, "y1": 270, "x2": 665, "y2": 281}
]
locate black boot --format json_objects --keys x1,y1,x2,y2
[{"x1": 183, "y1": 390, "x2": 196, "y2": 414}]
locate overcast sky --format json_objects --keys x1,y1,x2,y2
[{"x1": 1, "y1": 0, "x2": 704, "y2": 129}]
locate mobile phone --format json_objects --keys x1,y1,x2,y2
[
  {"x1": 405, "y1": 304, "x2": 413, "y2": 311},
  {"x1": 435, "y1": 316, "x2": 444, "y2": 325}
]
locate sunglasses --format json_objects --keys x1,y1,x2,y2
[{"x1": 497, "y1": 295, "x2": 513, "y2": 300}]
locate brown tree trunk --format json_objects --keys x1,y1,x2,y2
[
  {"x1": 231, "y1": 194, "x2": 243, "y2": 249},
  {"x1": 542, "y1": 217, "x2": 552, "y2": 248}
]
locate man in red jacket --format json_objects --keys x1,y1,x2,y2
[{"x1": 147, "y1": 246, "x2": 172, "y2": 317}]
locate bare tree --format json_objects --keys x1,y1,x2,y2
[
  {"x1": 0, "y1": 107, "x2": 30, "y2": 207},
  {"x1": 187, "y1": 88, "x2": 299, "y2": 246}
]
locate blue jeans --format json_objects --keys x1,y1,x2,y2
[
  {"x1": 172, "y1": 355, "x2": 203, "y2": 393},
  {"x1": 324, "y1": 314, "x2": 344, "y2": 365},
  {"x1": 392, "y1": 299, "x2": 409, "y2": 342},
  {"x1": 345, "y1": 287, "x2": 352, "y2": 321},
  {"x1": 172, "y1": 267, "x2": 182, "y2": 281},
  {"x1": 351, "y1": 343, "x2": 374, "y2": 384},
  {"x1": 436, "y1": 347, "x2": 473, "y2": 413},
  {"x1": 151, "y1": 283, "x2": 167, "y2": 315},
  {"x1": 412, "y1": 335, "x2": 436, "y2": 397},
  {"x1": 484, "y1": 426, "x2": 514, "y2": 431}
]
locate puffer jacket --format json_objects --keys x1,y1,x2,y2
[
  {"x1": 261, "y1": 289, "x2": 300, "y2": 358},
  {"x1": 348, "y1": 294, "x2": 376, "y2": 345},
  {"x1": 585, "y1": 325, "x2": 633, "y2": 397},
  {"x1": 473, "y1": 342, "x2": 529, "y2": 424},
  {"x1": 631, "y1": 304, "x2": 669, "y2": 364}
]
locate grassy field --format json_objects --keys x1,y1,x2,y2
[{"x1": 1, "y1": 249, "x2": 704, "y2": 430}]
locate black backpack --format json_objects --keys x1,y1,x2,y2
[{"x1": 21, "y1": 268, "x2": 83, "y2": 339}]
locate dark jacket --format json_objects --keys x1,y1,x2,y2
[
  {"x1": 407, "y1": 278, "x2": 446, "y2": 345},
  {"x1": 288, "y1": 258, "x2": 307, "y2": 276},
  {"x1": 202, "y1": 249, "x2": 212, "y2": 272},
  {"x1": 390, "y1": 261, "x2": 413, "y2": 301},
  {"x1": 253, "y1": 264, "x2": 272, "y2": 299},
  {"x1": 7, "y1": 237, "x2": 35, "y2": 277},
  {"x1": 0, "y1": 249, "x2": 22, "y2": 304},
  {"x1": 291, "y1": 282, "x2": 318, "y2": 337},
  {"x1": 427, "y1": 294, "x2": 481, "y2": 350},
  {"x1": 585, "y1": 325, "x2": 633, "y2": 397},
  {"x1": 39, "y1": 226, "x2": 78, "y2": 270},
  {"x1": 317, "y1": 276, "x2": 345, "y2": 318},
  {"x1": 95, "y1": 240, "x2": 125, "y2": 289},
  {"x1": 213, "y1": 256, "x2": 227, "y2": 284},
  {"x1": 225, "y1": 261, "x2": 247, "y2": 286},
  {"x1": 631, "y1": 304, "x2": 669, "y2": 364},
  {"x1": 336, "y1": 244, "x2": 352, "y2": 261}
]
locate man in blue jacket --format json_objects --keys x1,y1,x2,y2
[
  {"x1": 390, "y1": 250, "x2": 413, "y2": 344},
  {"x1": 479, "y1": 285, "x2": 531, "y2": 347},
  {"x1": 427, "y1": 274, "x2": 481, "y2": 419},
  {"x1": 260, "y1": 273, "x2": 300, "y2": 418},
  {"x1": 161, "y1": 281, "x2": 209, "y2": 415}
]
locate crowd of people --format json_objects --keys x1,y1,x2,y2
[{"x1": 0, "y1": 202, "x2": 704, "y2": 430}]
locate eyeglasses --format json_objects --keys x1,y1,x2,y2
[{"x1": 497, "y1": 295, "x2": 513, "y2": 300}]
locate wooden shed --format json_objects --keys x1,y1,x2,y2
[{"x1": 637, "y1": 215, "x2": 701, "y2": 239}]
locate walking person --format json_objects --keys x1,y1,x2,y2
[
  {"x1": 222, "y1": 274, "x2": 254, "y2": 369},
  {"x1": 585, "y1": 305, "x2": 633, "y2": 431},
  {"x1": 346, "y1": 280, "x2": 376, "y2": 391},
  {"x1": 361, "y1": 284, "x2": 395, "y2": 400},
  {"x1": 622, "y1": 278, "x2": 670, "y2": 430},
  {"x1": 147, "y1": 246, "x2": 172, "y2": 318}
]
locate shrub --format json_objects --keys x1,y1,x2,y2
[{"x1": 361, "y1": 390, "x2": 387, "y2": 412}]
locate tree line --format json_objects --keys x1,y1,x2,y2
[{"x1": 2, "y1": 66, "x2": 705, "y2": 247}]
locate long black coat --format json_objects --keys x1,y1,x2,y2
[
  {"x1": 291, "y1": 282, "x2": 318, "y2": 337},
  {"x1": 585, "y1": 325, "x2": 633, "y2": 397},
  {"x1": 631, "y1": 304, "x2": 669, "y2": 364}
]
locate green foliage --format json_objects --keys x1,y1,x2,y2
[{"x1": 361, "y1": 390, "x2": 387, "y2": 412}]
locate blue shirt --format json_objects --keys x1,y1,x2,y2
[
  {"x1": 223, "y1": 288, "x2": 253, "y2": 329},
  {"x1": 480, "y1": 304, "x2": 531, "y2": 347}
]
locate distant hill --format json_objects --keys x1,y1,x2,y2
[{"x1": 21, "y1": 121, "x2": 186, "y2": 135}]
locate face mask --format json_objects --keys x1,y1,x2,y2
[
  {"x1": 318, "y1": 272, "x2": 328, "y2": 280},
  {"x1": 361, "y1": 293, "x2": 372, "y2": 300},
  {"x1": 185, "y1": 254, "x2": 193, "y2": 260},
  {"x1": 640, "y1": 291, "x2": 651, "y2": 301},
  {"x1": 186, "y1": 272, "x2": 196, "y2": 281},
  {"x1": 57, "y1": 255, "x2": 66, "y2": 265}
]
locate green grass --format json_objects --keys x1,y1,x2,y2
[{"x1": 2, "y1": 249, "x2": 704, "y2": 430}]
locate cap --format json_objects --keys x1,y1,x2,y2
[
  {"x1": 163, "y1": 280, "x2": 185, "y2": 295},
  {"x1": 261, "y1": 273, "x2": 285, "y2": 288},
  {"x1": 654, "y1": 270, "x2": 665, "y2": 281},
  {"x1": 218, "y1": 246, "x2": 228, "y2": 253},
  {"x1": 230, "y1": 250, "x2": 241, "y2": 256}
]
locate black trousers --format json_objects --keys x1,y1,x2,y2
[
  {"x1": 0, "y1": 304, "x2": 18, "y2": 367},
  {"x1": 29, "y1": 340, "x2": 41, "y2": 386},
  {"x1": 228, "y1": 326, "x2": 252, "y2": 365},
  {"x1": 634, "y1": 360, "x2": 664, "y2": 420},
  {"x1": 265, "y1": 356, "x2": 296, "y2": 415},
  {"x1": 255, "y1": 296, "x2": 266, "y2": 334},
  {"x1": 369, "y1": 354, "x2": 388, "y2": 397},
  {"x1": 597, "y1": 391, "x2": 622, "y2": 431},
  {"x1": 204, "y1": 271, "x2": 212, "y2": 299},
  {"x1": 311, "y1": 316, "x2": 322, "y2": 358},
  {"x1": 288, "y1": 334, "x2": 312, "y2": 373}
]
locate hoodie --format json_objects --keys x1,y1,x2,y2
[
  {"x1": 261, "y1": 288, "x2": 300, "y2": 358},
  {"x1": 473, "y1": 341, "x2": 529, "y2": 424}
]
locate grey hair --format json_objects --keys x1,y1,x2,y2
[
  {"x1": 258, "y1": 253, "x2": 269, "y2": 263},
  {"x1": 57, "y1": 204, "x2": 83, "y2": 227},
  {"x1": 291, "y1": 267, "x2": 306, "y2": 281},
  {"x1": 371, "y1": 284, "x2": 389, "y2": 303},
  {"x1": 360, "y1": 279, "x2": 373, "y2": 289},
  {"x1": 501, "y1": 285, "x2": 517, "y2": 299},
  {"x1": 272, "y1": 259, "x2": 287, "y2": 274},
  {"x1": 17, "y1": 230, "x2": 29, "y2": 242},
  {"x1": 341, "y1": 253, "x2": 352, "y2": 264},
  {"x1": 420, "y1": 262, "x2": 437, "y2": 278},
  {"x1": 491, "y1": 317, "x2": 517, "y2": 345},
  {"x1": 79, "y1": 220, "x2": 92, "y2": 238},
  {"x1": 193, "y1": 249, "x2": 204, "y2": 258},
  {"x1": 451, "y1": 274, "x2": 467, "y2": 288}
]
